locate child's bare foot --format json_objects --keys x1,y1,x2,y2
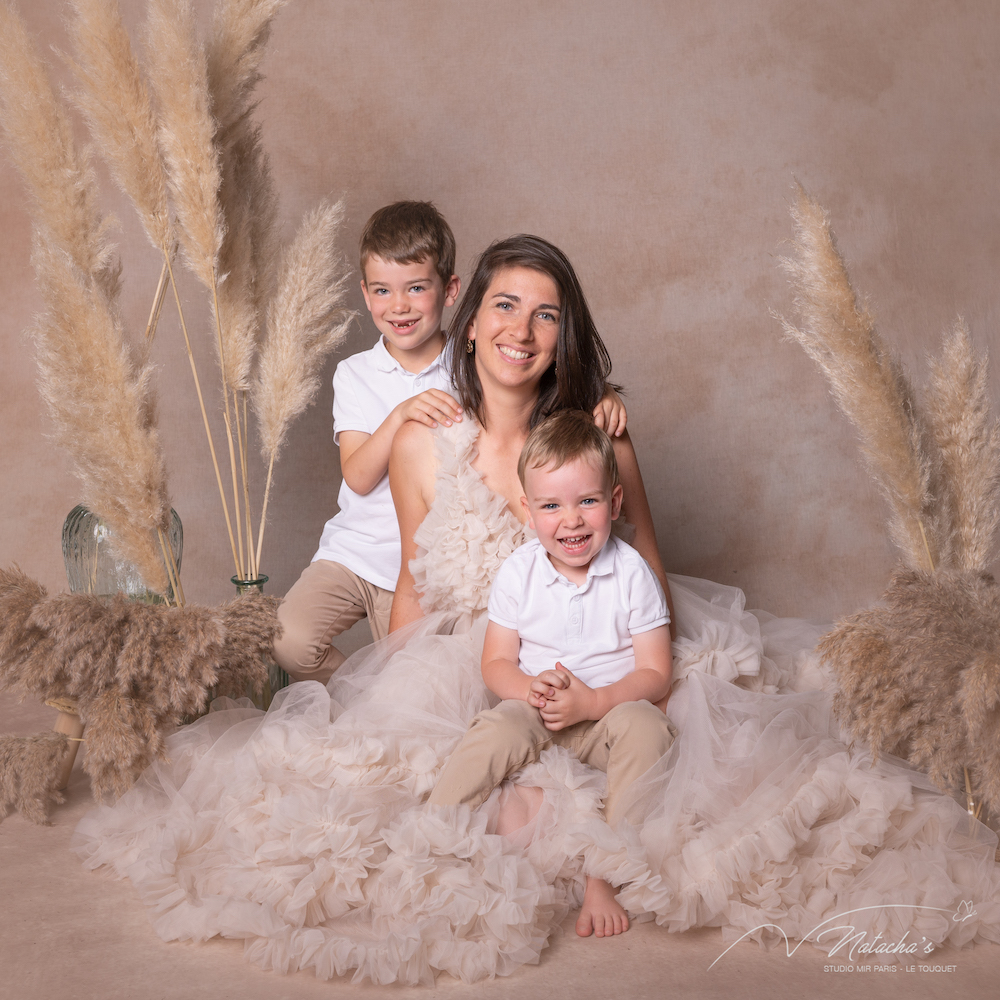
[{"x1": 576, "y1": 876, "x2": 629, "y2": 937}]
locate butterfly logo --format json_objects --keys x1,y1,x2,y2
[{"x1": 953, "y1": 900, "x2": 977, "y2": 923}]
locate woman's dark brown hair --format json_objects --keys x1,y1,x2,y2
[{"x1": 447, "y1": 235, "x2": 617, "y2": 428}]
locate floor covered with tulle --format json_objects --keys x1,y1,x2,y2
[{"x1": 4, "y1": 654, "x2": 997, "y2": 1000}]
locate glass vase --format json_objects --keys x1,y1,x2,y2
[
  {"x1": 62, "y1": 505, "x2": 183, "y2": 604},
  {"x1": 232, "y1": 574, "x2": 289, "y2": 709}
]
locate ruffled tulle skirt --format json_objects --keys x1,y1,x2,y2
[{"x1": 72, "y1": 575, "x2": 1000, "y2": 984}]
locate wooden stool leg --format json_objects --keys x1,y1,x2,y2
[
  {"x1": 53, "y1": 711, "x2": 84, "y2": 790},
  {"x1": 46, "y1": 699, "x2": 84, "y2": 791}
]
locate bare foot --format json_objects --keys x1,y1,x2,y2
[{"x1": 575, "y1": 877, "x2": 629, "y2": 937}]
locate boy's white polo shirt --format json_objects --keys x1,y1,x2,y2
[
  {"x1": 312, "y1": 337, "x2": 453, "y2": 591},
  {"x1": 487, "y1": 534, "x2": 669, "y2": 689}
]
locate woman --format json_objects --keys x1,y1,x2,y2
[{"x1": 74, "y1": 237, "x2": 1000, "y2": 985}]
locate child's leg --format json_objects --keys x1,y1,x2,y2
[
  {"x1": 273, "y1": 561, "x2": 393, "y2": 684},
  {"x1": 428, "y1": 700, "x2": 553, "y2": 809},
  {"x1": 574, "y1": 700, "x2": 676, "y2": 826},
  {"x1": 570, "y1": 701, "x2": 676, "y2": 938}
]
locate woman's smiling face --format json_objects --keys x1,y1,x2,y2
[{"x1": 466, "y1": 266, "x2": 561, "y2": 390}]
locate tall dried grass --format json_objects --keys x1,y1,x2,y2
[
  {"x1": 144, "y1": 0, "x2": 224, "y2": 290},
  {"x1": 925, "y1": 320, "x2": 1000, "y2": 572},
  {"x1": 66, "y1": 0, "x2": 171, "y2": 254},
  {"x1": 252, "y1": 200, "x2": 354, "y2": 566},
  {"x1": 0, "y1": 3, "x2": 116, "y2": 292},
  {"x1": 779, "y1": 187, "x2": 944, "y2": 572},
  {"x1": 783, "y1": 190, "x2": 1000, "y2": 813},
  {"x1": 1, "y1": 3, "x2": 174, "y2": 599},
  {"x1": 31, "y1": 243, "x2": 172, "y2": 596},
  {"x1": 206, "y1": 0, "x2": 286, "y2": 578},
  {"x1": 208, "y1": 0, "x2": 284, "y2": 389},
  {"x1": 5, "y1": 0, "x2": 349, "y2": 597}
]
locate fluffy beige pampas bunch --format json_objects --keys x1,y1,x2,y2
[
  {"x1": 0, "y1": 732, "x2": 70, "y2": 825},
  {"x1": 781, "y1": 188, "x2": 1000, "y2": 814},
  {"x1": 0, "y1": 566, "x2": 280, "y2": 802}
]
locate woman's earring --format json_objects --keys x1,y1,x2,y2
[{"x1": 466, "y1": 339, "x2": 475, "y2": 354}]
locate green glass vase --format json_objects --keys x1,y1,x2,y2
[{"x1": 232, "y1": 574, "x2": 289, "y2": 709}]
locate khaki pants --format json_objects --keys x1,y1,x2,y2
[
  {"x1": 428, "y1": 699, "x2": 675, "y2": 826},
  {"x1": 273, "y1": 559, "x2": 393, "y2": 684}
]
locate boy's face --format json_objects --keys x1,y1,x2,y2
[
  {"x1": 520, "y1": 455, "x2": 623, "y2": 581},
  {"x1": 361, "y1": 255, "x2": 460, "y2": 357}
]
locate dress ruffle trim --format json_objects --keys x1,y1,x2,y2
[{"x1": 410, "y1": 420, "x2": 528, "y2": 618}]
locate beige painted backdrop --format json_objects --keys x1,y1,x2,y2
[{"x1": 2, "y1": 0, "x2": 998, "y2": 621}]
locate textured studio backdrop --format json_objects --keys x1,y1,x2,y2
[{"x1": 2, "y1": 0, "x2": 998, "y2": 621}]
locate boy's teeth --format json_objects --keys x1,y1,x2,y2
[{"x1": 499, "y1": 345, "x2": 531, "y2": 360}]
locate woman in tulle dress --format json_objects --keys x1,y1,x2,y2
[{"x1": 74, "y1": 235, "x2": 1000, "y2": 986}]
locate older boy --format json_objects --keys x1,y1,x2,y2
[
  {"x1": 274, "y1": 201, "x2": 463, "y2": 681},
  {"x1": 429, "y1": 409, "x2": 675, "y2": 938}
]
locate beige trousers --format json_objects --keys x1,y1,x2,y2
[
  {"x1": 273, "y1": 559, "x2": 393, "y2": 684},
  {"x1": 428, "y1": 698, "x2": 676, "y2": 826}
]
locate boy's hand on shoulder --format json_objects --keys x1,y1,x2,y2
[
  {"x1": 396, "y1": 389, "x2": 462, "y2": 429},
  {"x1": 593, "y1": 387, "x2": 627, "y2": 437},
  {"x1": 538, "y1": 664, "x2": 597, "y2": 730}
]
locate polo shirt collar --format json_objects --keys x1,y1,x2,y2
[
  {"x1": 373, "y1": 336, "x2": 448, "y2": 377},
  {"x1": 538, "y1": 534, "x2": 616, "y2": 587}
]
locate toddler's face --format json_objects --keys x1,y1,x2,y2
[
  {"x1": 361, "y1": 255, "x2": 459, "y2": 356},
  {"x1": 520, "y1": 455, "x2": 623, "y2": 582}
]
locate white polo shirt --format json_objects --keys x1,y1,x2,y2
[
  {"x1": 487, "y1": 534, "x2": 669, "y2": 688},
  {"x1": 312, "y1": 337, "x2": 453, "y2": 590}
]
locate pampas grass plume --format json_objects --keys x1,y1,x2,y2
[
  {"x1": 207, "y1": 0, "x2": 285, "y2": 392},
  {"x1": 0, "y1": 2, "x2": 116, "y2": 289},
  {"x1": 253, "y1": 200, "x2": 354, "y2": 464},
  {"x1": 779, "y1": 186, "x2": 942, "y2": 572},
  {"x1": 144, "y1": 0, "x2": 224, "y2": 290},
  {"x1": 0, "y1": 566, "x2": 280, "y2": 802},
  {"x1": 925, "y1": 320, "x2": 1000, "y2": 572},
  {"x1": 31, "y1": 241, "x2": 172, "y2": 596},
  {"x1": 0, "y1": 732, "x2": 69, "y2": 825},
  {"x1": 66, "y1": 0, "x2": 171, "y2": 252}
]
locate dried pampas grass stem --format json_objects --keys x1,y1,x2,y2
[
  {"x1": 66, "y1": 0, "x2": 171, "y2": 254},
  {"x1": 253, "y1": 201, "x2": 354, "y2": 567},
  {"x1": 925, "y1": 320, "x2": 1000, "y2": 572},
  {"x1": 779, "y1": 186, "x2": 941, "y2": 572},
  {"x1": 144, "y1": 0, "x2": 224, "y2": 290},
  {"x1": 0, "y1": 3, "x2": 116, "y2": 290}
]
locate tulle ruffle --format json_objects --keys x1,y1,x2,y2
[
  {"x1": 410, "y1": 420, "x2": 528, "y2": 619},
  {"x1": 73, "y1": 577, "x2": 1000, "y2": 983}
]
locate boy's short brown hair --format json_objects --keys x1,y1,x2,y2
[
  {"x1": 517, "y1": 409, "x2": 620, "y2": 491},
  {"x1": 359, "y1": 201, "x2": 456, "y2": 285}
]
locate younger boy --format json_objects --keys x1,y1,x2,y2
[
  {"x1": 428, "y1": 409, "x2": 675, "y2": 939},
  {"x1": 274, "y1": 201, "x2": 463, "y2": 681}
]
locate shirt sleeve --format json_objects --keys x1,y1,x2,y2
[
  {"x1": 487, "y1": 555, "x2": 521, "y2": 630},
  {"x1": 627, "y1": 554, "x2": 670, "y2": 634},
  {"x1": 332, "y1": 361, "x2": 370, "y2": 443}
]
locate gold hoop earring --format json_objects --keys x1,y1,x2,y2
[{"x1": 466, "y1": 340, "x2": 474, "y2": 354}]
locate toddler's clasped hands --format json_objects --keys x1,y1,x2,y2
[{"x1": 528, "y1": 662, "x2": 597, "y2": 730}]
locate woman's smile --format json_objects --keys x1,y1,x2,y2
[{"x1": 467, "y1": 266, "x2": 561, "y2": 385}]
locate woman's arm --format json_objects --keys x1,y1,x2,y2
[
  {"x1": 612, "y1": 432, "x2": 676, "y2": 637},
  {"x1": 387, "y1": 421, "x2": 437, "y2": 631}
]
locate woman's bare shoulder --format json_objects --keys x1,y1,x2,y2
[{"x1": 392, "y1": 419, "x2": 436, "y2": 461}]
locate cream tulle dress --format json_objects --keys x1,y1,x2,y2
[{"x1": 73, "y1": 421, "x2": 1000, "y2": 985}]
